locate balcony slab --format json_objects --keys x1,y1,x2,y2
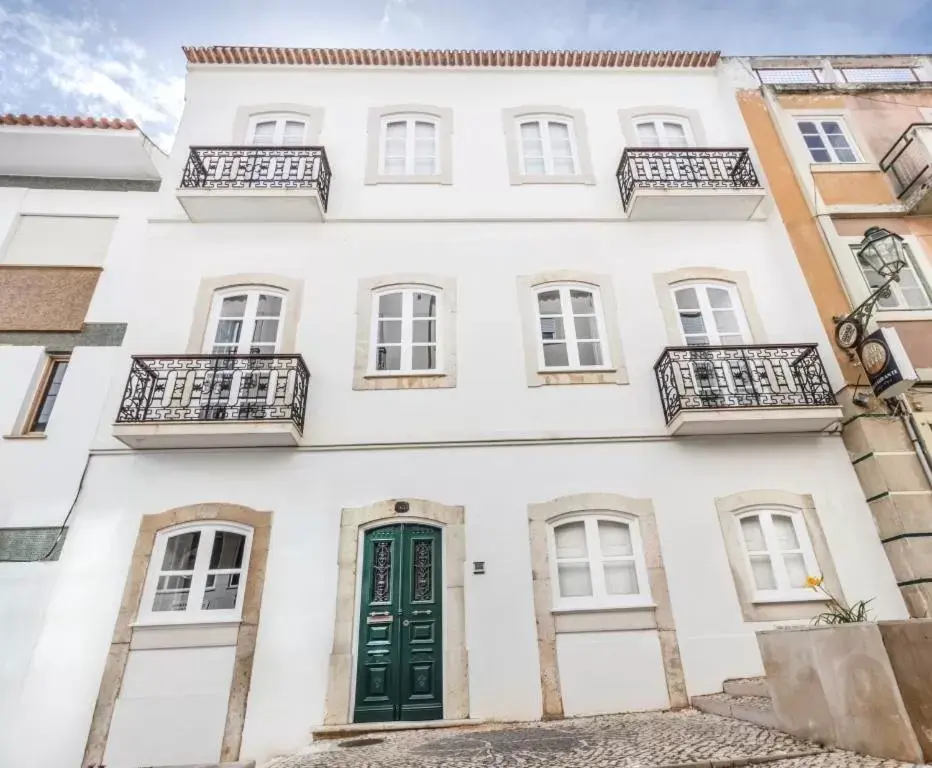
[
  {"x1": 625, "y1": 187, "x2": 768, "y2": 221},
  {"x1": 113, "y1": 420, "x2": 301, "y2": 449},
  {"x1": 176, "y1": 187, "x2": 326, "y2": 223},
  {"x1": 667, "y1": 406, "x2": 843, "y2": 436}
]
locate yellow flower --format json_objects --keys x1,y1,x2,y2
[{"x1": 805, "y1": 575, "x2": 824, "y2": 589}]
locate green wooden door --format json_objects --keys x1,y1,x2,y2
[{"x1": 353, "y1": 524, "x2": 444, "y2": 723}]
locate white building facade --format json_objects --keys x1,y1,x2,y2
[{"x1": 0, "y1": 49, "x2": 909, "y2": 768}]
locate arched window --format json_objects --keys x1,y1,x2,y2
[
  {"x1": 737, "y1": 508, "x2": 819, "y2": 600},
  {"x1": 380, "y1": 115, "x2": 439, "y2": 175},
  {"x1": 248, "y1": 114, "x2": 308, "y2": 145},
  {"x1": 370, "y1": 286, "x2": 441, "y2": 374},
  {"x1": 534, "y1": 283, "x2": 610, "y2": 369},
  {"x1": 517, "y1": 116, "x2": 579, "y2": 176},
  {"x1": 139, "y1": 523, "x2": 252, "y2": 623},
  {"x1": 672, "y1": 282, "x2": 751, "y2": 346},
  {"x1": 203, "y1": 287, "x2": 286, "y2": 355},
  {"x1": 633, "y1": 115, "x2": 694, "y2": 148},
  {"x1": 549, "y1": 514, "x2": 651, "y2": 610}
]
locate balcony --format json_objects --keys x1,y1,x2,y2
[
  {"x1": 654, "y1": 344, "x2": 841, "y2": 435},
  {"x1": 880, "y1": 123, "x2": 932, "y2": 214},
  {"x1": 176, "y1": 146, "x2": 331, "y2": 222},
  {"x1": 113, "y1": 355, "x2": 309, "y2": 449},
  {"x1": 617, "y1": 148, "x2": 766, "y2": 220}
]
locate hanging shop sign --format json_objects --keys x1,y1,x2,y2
[{"x1": 858, "y1": 326, "x2": 918, "y2": 399}]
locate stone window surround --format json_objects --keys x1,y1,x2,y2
[
  {"x1": 365, "y1": 105, "x2": 454, "y2": 185},
  {"x1": 322, "y1": 498, "x2": 468, "y2": 724},
  {"x1": 186, "y1": 273, "x2": 304, "y2": 354},
  {"x1": 528, "y1": 493, "x2": 688, "y2": 719},
  {"x1": 231, "y1": 103, "x2": 324, "y2": 144},
  {"x1": 352, "y1": 274, "x2": 457, "y2": 390},
  {"x1": 780, "y1": 108, "x2": 878, "y2": 174},
  {"x1": 517, "y1": 270, "x2": 628, "y2": 387},
  {"x1": 618, "y1": 106, "x2": 709, "y2": 147},
  {"x1": 83, "y1": 503, "x2": 271, "y2": 767},
  {"x1": 653, "y1": 267, "x2": 768, "y2": 346},
  {"x1": 715, "y1": 490, "x2": 843, "y2": 623},
  {"x1": 501, "y1": 106, "x2": 596, "y2": 185}
]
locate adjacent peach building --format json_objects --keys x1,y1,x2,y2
[{"x1": 729, "y1": 54, "x2": 932, "y2": 617}]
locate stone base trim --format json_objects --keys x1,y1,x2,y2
[
  {"x1": 322, "y1": 498, "x2": 468, "y2": 725},
  {"x1": 82, "y1": 503, "x2": 272, "y2": 766}
]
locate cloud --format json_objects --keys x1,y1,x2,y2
[{"x1": 0, "y1": 0, "x2": 182, "y2": 149}]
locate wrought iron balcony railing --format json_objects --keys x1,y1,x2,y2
[
  {"x1": 654, "y1": 344, "x2": 836, "y2": 425},
  {"x1": 616, "y1": 147, "x2": 762, "y2": 211},
  {"x1": 116, "y1": 355, "x2": 310, "y2": 433},
  {"x1": 180, "y1": 146, "x2": 331, "y2": 211},
  {"x1": 880, "y1": 123, "x2": 932, "y2": 202}
]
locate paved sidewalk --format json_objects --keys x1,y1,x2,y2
[{"x1": 266, "y1": 710, "x2": 919, "y2": 768}]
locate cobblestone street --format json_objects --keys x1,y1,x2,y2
[{"x1": 265, "y1": 710, "x2": 919, "y2": 768}]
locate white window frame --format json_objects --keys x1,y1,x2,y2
[
  {"x1": 379, "y1": 115, "x2": 440, "y2": 176},
  {"x1": 203, "y1": 287, "x2": 287, "y2": 355},
  {"x1": 794, "y1": 117, "x2": 862, "y2": 164},
  {"x1": 517, "y1": 116, "x2": 580, "y2": 176},
  {"x1": 368, "y1": 285, "x2": 443, "y2": 376},
  {"x1": 247, "y1": 114, "x2": 309, "y2": 145},
  {"x1": 850, "y1": 242, "x2": 932, "y2": 311},
  {"x1": 548, "y1": 513, "x2": 652, "y2": 611},
  {"x1": 736, "y1": 508, "x2": 821, "y2": 604},
  {"x1": 633, "y1": 115, "x2": 695, "y2": 147},
  {"x1": 137, "y1": 522, "x2": 253, "y2": 626},
  {"x1": 533, "y1": 283, "x2": 612, "y2": 371},
  {"x1": 672, "y1": 281, "x2": 753, "y2": 346}
]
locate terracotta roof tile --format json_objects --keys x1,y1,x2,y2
[
  {"x1": 0, "y1": 114, "x2": 138, "y2": 130},
  {"x1": 183, "y1": 46, "x2": 720, "y2": 69}
]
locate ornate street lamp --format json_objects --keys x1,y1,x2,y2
[{"x1": 834, "y1": 227, "x2": 908, "y2": 352}]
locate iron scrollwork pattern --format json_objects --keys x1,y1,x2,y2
[
  {"x1": 412, "y1": 539, "x2": 433, "y2": 602},
  {"x1": 653, "y1": 344, "x2": 836, "y2": 425},
  {"x1": 371, "y1": 540, "x2": 393, "y2": 604},
  {"x1": 115, "y1": 354, "x2": 310, "y2": 432},
  {"x1": 616, "y1": 147, "x2": 762, "y2": 211},
  {"x1": 180, "y1": 146, "x2": 332, "y2": 212}
]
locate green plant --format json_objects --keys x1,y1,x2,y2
[{"x1": 805, "y1": 575, "x2": 873, "y2": 625}]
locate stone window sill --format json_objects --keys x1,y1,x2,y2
[
  {"x1": 552, "y1": 601, "x2": 656, "y2": 614},
  {"x1": 752, "y1": 592, "x2": 826, "y2": 605},
  {"x1": 810, "y1": 162, "x2": 879, "y2": 173},
  {"x1": 3, "y1": 433, "x2": 47, "y2": 440}
]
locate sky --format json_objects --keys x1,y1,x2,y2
[{"x1": 1, "y1": 0, "x2": 931, "y2": 150}]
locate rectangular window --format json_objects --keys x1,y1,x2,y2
[
  {"x1": 738, "y1": 510, "x2": 818, "y2": 599},
  {"x1": 381, "y1": 118, "x2": 438, "y2": 176},
  {"x1": 851, "y1": 243, "x2": 932, "y2": 310},
  {"x1": 796, "y1": 118, "x2": 860, "y2": 164},
  {"x1": 25, "y1": 354, "x2": 69, "y2": 434},
  {"x1": 535, "y1": 285, "x2": 609, "y2": 369},
  {"x1": 518, "y1": 118, "x2": 578, "y2": 175},
  {"x1": 371, "y1": 288, "x2": 440, "y2": 374}
]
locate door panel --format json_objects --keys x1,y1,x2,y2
[{"x1": 353, "y1": 524, "x2": 443, "y2": 723}]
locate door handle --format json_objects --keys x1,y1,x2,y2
[{"x1": 411, "y1": 610, "x2": 432, "y2": 616}]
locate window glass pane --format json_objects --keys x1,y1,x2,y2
[
  {"x1": 901, "y1": 285, "x2": 931, "y2": 308},
  {"x1": 412, "y1": 345, "x2": 437, "y2": 371},
  {"x1": 574, "y1": 316, "x2": 599, "y2": 340},
  {"x1": 749, "y1": 555, "x2": 777, "y2": 590},
  {"x1": 520, "y1": 122, "x2": 542, "y2": 142},
  {"x1": 577, "y1": 341, "x2": 603, "y2": 366},
  {"x1": 412, "y1": 319, "x2": 436, "y2": 343},
  {"x1": 552, "y1": 157, "x2": 576, "y2": 175},
  {"x1": 554, "y1": 521, "x2": 588, "y2": 558},
  {"x1": 570, "y1": 290, "x2": 595, "y2": 314},
  {"x1": 220, "y1": 295, "x2": 247, "y2": 318},
  {"x1": 679, "y1": 312, "x2": 706, "y2": 335},
  {"x1": 257, "y1": 295, "x2": 282, "y2": 317},
  {"x1": 719, "y1": 334, "x2": 744, "y2": 346},
  {"x1": 415, "y1": 121, "x2": 435, "y2": 140},
  {"x1": 713, "y1": 310, "x2": 740, "y2": 334},
  {"x1": 543, "y1": 343, "x2": 569, "y2": 367},
  {"x1": 524, "y1": 157, "x2": 546, "y2": 174},
  {"x1": 598, "y1": 520, "x2": 633, "y2": 557},
  {"x1": 797, "y1": 121, "x2": 817, "y2": 134},
  {"x1": 548, "y1": 121, "x2": 570, "y2": 144},
  {"x1": 537, "y1": 290, "x2": 562, "y2": 315},
  {"x1": 377, "y1": 320, "x2": 402, "y2": 344},
  {"x1": 251, "y1": 121, "x2": 275, "y2": 144},
  {"x1": 376, "y1": 345, "x2": 401, "y2": 371},
  {"x1": 209, "y1": 531, "x2": 246, "y2": 569},
  {"x1": 663, "y1": 122, "x2": 687, "y2": 145},
  {"x1": 604, "y1": 561, "x2": 638, "y2": 595},
  {"x1": 215, "y1": 320, "x2": 242, "y2": 345},
  {"x1": 413, "y1": 292, "x2": 437, "y2": 317},
  {"x1": 283, "y1": 121, "x2": 305, "y2": 145},
  {"x1": 162, "y1": 531, "x2": 201, "y2": 570},
  {"x1": 674, "y1": 287, "x2": 699, "y2": 310},
  {"x1": 540, "y1": 317, "x2": 565, "y2": 340},
  {"x1": 153, "y1": 575, "x2": 192, "y2": 612},
  {"x1": 203, "y1": 573, "x2": 240, "y2": 610},
  {"x1": 636, "y1": 122, "x2": 659, "y2": 146},
  {"x1": 557, "y1": 563, "x2": 593, "y2": 597},
  {"x1": 821, "y1": 121, "x2": 843, "y2": 135},
  {"x1": 707, "y1": 287, "x2": 733, "y2": 309},
  {"x1": 385, "y1": 121, "x2": 407, "y2": 139},
  {"x1": 740, "y1": 516, "x2": 766, "y2": 552},
  {"x1": 414, "y1": 157, "x2": 437, "y2": 174},
  {"x1": 685, "y1": 336, "x2": 710, "y2": 347},
  {"x1": 378, "y1": 292, "x2": 403, "y2": 318},
  {"x1": 784, "y1": 554, "x2": 808, "y2": 588},
  {"x1": 808, "y1": 147, "x2": 832, "y2": 163},
  {"x1": 252, "y1": 319, "x2": 279, "y2": 345},
  {"x1": 31, "y1": 359, "x2": 69, "y2": 432},
  {"x1": 384, "y1": 157, "x2": 406, "y2": 174},
  {"x1": 772, "y1": 515, "x2": 800, "y2": 550},
  {"x1": 803, "y1": 135, "x2": 826, "y2": 150}
]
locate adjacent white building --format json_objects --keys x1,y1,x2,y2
[{"x1": 0, "y1": 48, "x2": 909, "y2": 768}]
